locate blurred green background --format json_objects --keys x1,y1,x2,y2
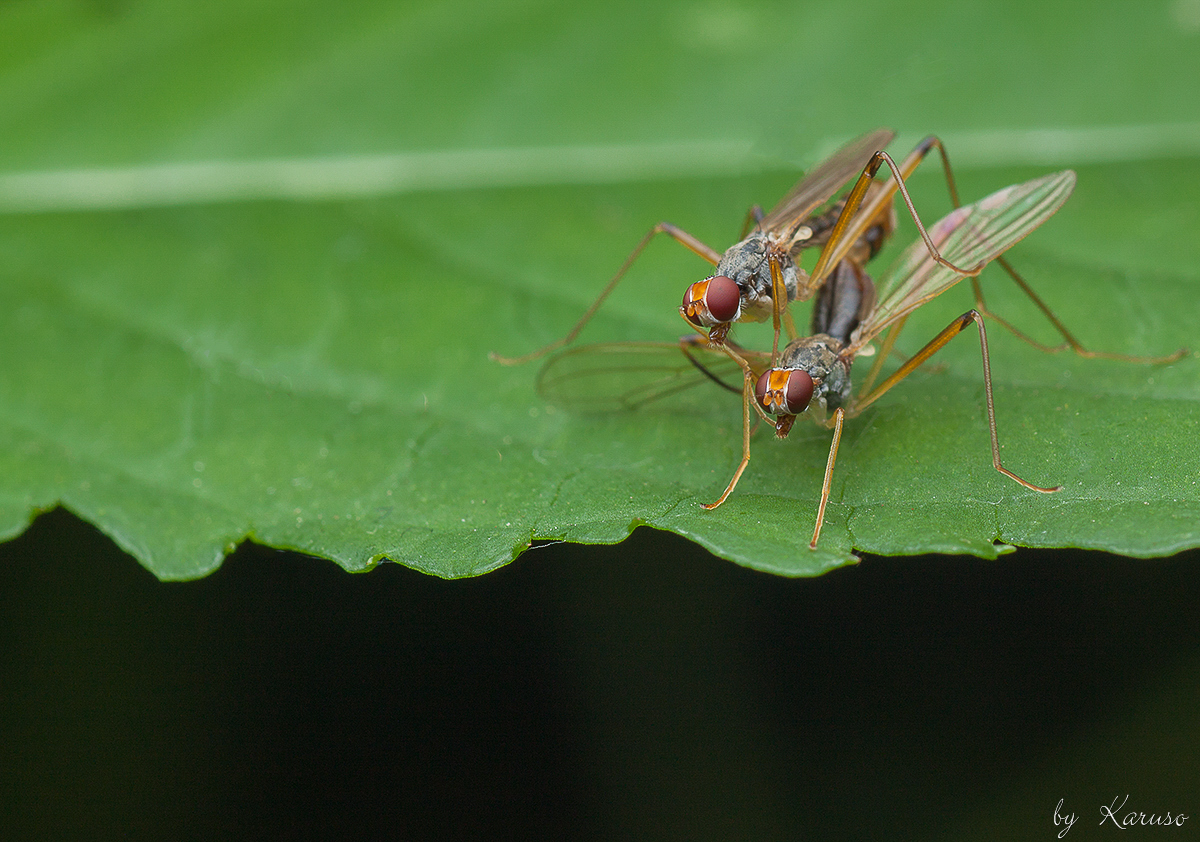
[{"x1": 1, "y1": 0, "x2": 1197, "y2": 837}]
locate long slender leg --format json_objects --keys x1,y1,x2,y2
[
  {"x1": 768, "y1": 253, "x2": 793, "y2": 364},
  {"x1": 857, "y1": 315, "x2": 910, "y2": 399},
  {"x1": 810, "y1": 407, "x2": 846, "y2": 548},
  {"x1": 852, "y1": 309, "x2": 1061, "y2": 494},
  {"x1": 491, "y1": 222, "x2": 722, "y2": 365},
  {"x1": 761, "y1": 247, "x2": 800, "y2": 366},
  {"x1": 806, "y1": 139, "x2": 984, "y2": 295},
  {"x1": 897, "y1": 143, "x2": 1187, "y2": 365},
  {"x1": 971, "y1": 258, "x2": 1189, "y2": 363},
  {"x1": 678, "y1": 335, "x2": 742, "y2": 396},
  {"x1": 696, "y1": 334, "x2": 784, "y2": 509},
  {"x1": 701, "y1": 365, "x2": 757, "y2": 510}
]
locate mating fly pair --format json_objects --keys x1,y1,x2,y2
[{"x1": 494, "y1": 130, "x2": 1184, "y2": 548}]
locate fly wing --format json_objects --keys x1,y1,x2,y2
[
  {"x1": 757, "y1": 128, "x2": 894, "y2": 232},
  {"x1": 851, "y1": 170, "x2": 1077, "y2": 350},
  {"x1": 536, "y1": 340, "x2": 770, "y2": 413}
]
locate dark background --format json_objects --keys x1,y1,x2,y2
[{"x1": 2, "y1": 509, "x2": 1197, "y2": 840}]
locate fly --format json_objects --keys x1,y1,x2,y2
[{"x1": 538, "y1": 170, "x2": 1083, "y2": 549}]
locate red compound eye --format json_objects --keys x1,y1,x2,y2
[
  {"x1": 755, "y1": 369, "x2": 813, "y2": 415},
  {"x1": 681, "y1": 276, "x2": 740, "y2": 327},
  {"x1": 703, "y1": 275, "x2": 739, "y2": 323},
  {"x1": 782, "y1": 369, "x2": 814, "y2": 414}
]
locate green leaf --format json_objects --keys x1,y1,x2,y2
[{"x1": 1, "y1": 0, "x2": 1197, "y2": 578}]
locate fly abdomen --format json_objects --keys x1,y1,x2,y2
[{"x1": 810, "y1": 260, "x2": 877, "y2": 345}]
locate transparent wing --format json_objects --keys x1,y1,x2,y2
[
  {"x1": 536, "y1": 340, "x2": 768, "y2": 413},
  {"x1": 852, "y1": 170, "x2": 1077, "y2": 350},
  {"x1": 758, "y1": 128, "x2": 894, "y2": 232}
]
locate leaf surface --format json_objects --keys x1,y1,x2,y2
[{"x1": 0, "y1": 0, "x2": 1196, "y2": 577}]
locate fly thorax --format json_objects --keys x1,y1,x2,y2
[
  {"x1": 776, "y1": 334, "x2": 853, "y2": 411},
  {"x1": 715, "y1": 233, "x2": 800, "y2": 323}
]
